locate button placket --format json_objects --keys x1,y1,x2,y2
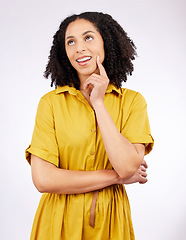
[
  {"x1": 87, "y1": 110, "x2": 97, "y2": 170},
  {"x1": 76, "y1": 91, "x2": 94, "y2": 112}
]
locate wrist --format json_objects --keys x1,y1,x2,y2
[
  {"x1": 92, "y1": 100, "x2": 105, "y2": 111},
  {"x1": 111, "y1": 170, "x2": 121, "y2": 185}
]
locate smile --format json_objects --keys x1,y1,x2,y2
[{"x1": 76, "y1": 56, "x2": 92, "y2": 63}]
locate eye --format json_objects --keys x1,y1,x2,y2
[
  {"x1": 67, "y1": 40, "x2": 75, "y2": 46},
  {"x1": 85, "y1": 35, "x2": 93, "y2": 41}
]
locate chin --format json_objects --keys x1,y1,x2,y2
[{"x1": 78, "y1": 67, "x2": 97, "y2": 77}]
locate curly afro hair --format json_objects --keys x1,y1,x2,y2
[{"x1": 44, "y1": 12, "x2": 137, "y2": 89}]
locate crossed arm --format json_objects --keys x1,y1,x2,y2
[
  {"x1": 31, "y1": 153, "x2": 148, "y2": 194},
  {"x1": 31, "y1": 105, "x2": 147, "y2": 195}
]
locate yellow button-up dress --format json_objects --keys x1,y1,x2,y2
[{"x1": 26, "y1": 84, "x2": 154, "y2": 240}]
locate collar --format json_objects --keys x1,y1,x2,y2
[
  {"x1": 56, "y1": 85, "x2": 77, "y2": 96},
  {"x1": 56, "y1": 84, "x2": 122, "y2": 95},
  {"x1": 105, "y1": 84, "x2": 122, "y2": 95}
]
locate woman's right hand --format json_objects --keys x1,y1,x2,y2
[{"x1": 117, "y1": 160, "x2": 148, "y2": 185}]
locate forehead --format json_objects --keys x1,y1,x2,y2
[{"x1": 65, "y1": 19, "x2": 99, "y2": 37}]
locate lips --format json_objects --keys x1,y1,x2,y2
[{"x1": 76, "y1": 56, "x2": 92, "y2": 65}]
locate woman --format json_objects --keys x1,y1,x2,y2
[{"x1": 26, "y1": 12, "x2": 154, "y2": 240}]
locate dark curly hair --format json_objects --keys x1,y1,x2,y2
[{"x1": 44, "y1": 12, "x2": 137, "y2": 89}]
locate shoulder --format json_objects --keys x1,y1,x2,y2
[
  {"x1": 35, "y1": 89, "x2": 57, "y2": 113},
  {"x1": 120, "y1": 88, "x2": 147, "y2": 106},
  {"x1": 37, "y1": 85, "x2": 75, "y2": 110},
  {"x1": 40, "y1": 89, "x2": 57, "y2": 102},
  {"x1": 38, "y1": 87, "x2": 64, "y2": 106}
]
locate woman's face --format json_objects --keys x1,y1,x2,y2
[{"x1": 65, "y1": 18, "x2": 105, "y2": 80}]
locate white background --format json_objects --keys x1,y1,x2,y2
[{"x1": 0, "y1": 0, "x2": 186, "y2": 239}]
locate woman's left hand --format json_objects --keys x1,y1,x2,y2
[
  {"x1": 83, "y1": 56, "x2": 109, "y2": 107},
  {"x1": 121, "y1": 160, "x2": 148, "y2": 185}
]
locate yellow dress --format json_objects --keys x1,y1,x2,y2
[{"x1": 26, "y1": 84, "x2": 154, "y2": 240}]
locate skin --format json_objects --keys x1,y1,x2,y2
[
  {"x1": 31, "y1": 19, "x2": 148, "y2": 194},
  {"x1": 65, "y1": 19, "x2": 105, "y2": 89}
]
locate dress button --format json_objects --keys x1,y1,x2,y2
[
  {"x1": 91, "y1": 129, "x2": 96, "y2": 133},
  {"x1": 90, "y1": 151, "x2": 95, "y2": 155}
]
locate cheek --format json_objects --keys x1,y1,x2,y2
[
  {"x1": 65, "y1": 45, "x2": 73, "y2": 60},
  {"x1": 65, "y1": 50, "x2": 71, "y2": 61},
  {"x1": 97, "y1": 42, "x2": 105, "y2": 62},
  {"x1": 99, "y1": 48, "x2": 105, "y2": 63}
]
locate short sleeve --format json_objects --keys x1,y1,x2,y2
[
  {"x1": 121, "y1": 92, "x2": 154, "y2": 155},
  {"x1": 25, "y1": 96, "x2": 59, "y2": 166}
]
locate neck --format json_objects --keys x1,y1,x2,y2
[{"x1": 78, "y1": 74, "x2": 89, "y2": 89}]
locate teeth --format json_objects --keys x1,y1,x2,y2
[{"x1": 77, "y1": 57, "x2": 91, "y2": 62}]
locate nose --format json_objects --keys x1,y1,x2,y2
[{"x1": 76, "y1": 40, "x2": 86, "y2": 53}]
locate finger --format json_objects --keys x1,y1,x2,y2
[
  {"x1": 86, "y1": 74, "x2": 107, "y2": 82},
  {"x1": 89, "y1": 73, "x2": 107, "y2": 80},
  {"x1": 83, "y1": 78, "x2": 103, "y2": 89},
  {"x1": 83, "y1": 75, "x2": 107, "y2": 89},
  {"x1": 140, "y1": 171, "x2": 147, "y2": 177},
  {"x1": 139, "y1": 175, "x2": 148, "y2": 184},
  {"x1": 139, "y1": 178, "x2": 148, "y2": 184},
  {"x1": 97, "y1": 56, "x2": 107, "y2": 77},
  {"x1": 141, "y1": 160, "x2": 148, "y2": 168},
  {"x1": 140, "y1": 165, "x2": 147, "y2": 172}
]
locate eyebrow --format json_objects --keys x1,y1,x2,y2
[{"x1": 66, "y1": 30, "x2": 95, "y2": 40}]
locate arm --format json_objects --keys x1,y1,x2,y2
[
  {"x1": 31, "y1": 155, "x2": 148, "y2": 194},
  {"x1": 83, "y1": 56, "x2": 145, "y2": 178},
  {"x1": 31, "y1": 154, "x2": 119, "y2": 194},
  {"x1": 94, "y1": 104, "x2": 145, "y2": 178}
]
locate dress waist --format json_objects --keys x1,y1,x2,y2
[{"x1": 89, "y1": 184, "x2": 124, "y2": 228}]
